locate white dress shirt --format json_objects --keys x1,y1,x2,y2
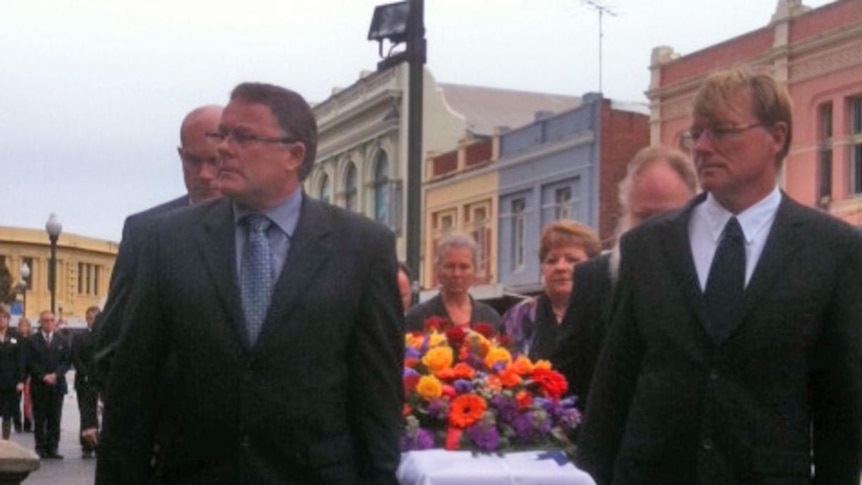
[{"x1": 688, "y1": 187, "x2": 782, "y2": 291}]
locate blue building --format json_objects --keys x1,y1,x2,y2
[{"x1": 497, "y1": 93, "x2": 649, "y2": 294}]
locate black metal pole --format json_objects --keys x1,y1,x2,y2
[
  {"x1": 49, "y1": 235, "x2": 57, "y2": 314},
  {"x1": 406, "y1": 0, "x2": 425, "y2": 303},
  {"x1": 21, "y1": 289, "x2": 26, "y2": 318}
]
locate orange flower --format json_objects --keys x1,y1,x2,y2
[
  {"x1": 448, "y1": 393, "x2": 487, "y2": 428},
  {"x1": 422, "y1": 346, "x2": 453, "y2": 374},
  {"x1": 496, "y1": 367, "x2": 522, "y2": 388},
  {"x1": 451, "y1": 363, "x2": 476, "y2": 379},
  {"x1": 533, "y1": 359, "x2": 552, "y2": 371},
  {"x1": 511, "y1": 355, "x2": 534, "y2": 375},
  {"x1": 484, "y1": 374, "x2": 503, "y2": 392},
  {"x1": 416, "y1": 375, "x2": 443, "y2": 400},
  {"x1": 515, "y1": 390, "x2": 532, "y2": 410}
]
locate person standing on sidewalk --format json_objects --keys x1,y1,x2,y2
[
  {"x1": 28, "y1": 310, "x2": 71, "y2": 459},
  {"x1": 73, "y1": 306, "x2": 100, "y2": 458},
  {"x1": 0, "y1": 305, "x2": 24, "y2": 440}
]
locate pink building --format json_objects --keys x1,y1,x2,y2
[{"x1": 648, "y1": 0, "x2": 862, "y2": 226}]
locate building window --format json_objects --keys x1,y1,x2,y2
[
  {"x1": 466, "y1": 204, "x2": 490, "y2": 277},
  {"x1": 78, "y1": 262, "x2": 84, "y2": 294},
  {"x1": 511, "y1": 198, "x2": 526, "y2": 270},
  {"x1": 94, "y1": 266, "x2": 100, "y2": 295},
  {"x1": 851, "y1": 98, "x2": 862, "y2": 195},
  {"x1": 554, "y1": 187, "x2": 572, "y2": 220},
  {"x1": 344, "y1": 163, "x2": 358, "y2": 212},
  {"x1": 318, "y1": 174, "x2": 331, "y2": 204},
  {"x1": 373, "y1": 152, "x2": 389, "y2": 224},
  {"x1": 78, "y1": 263, "x2": 100, "y2": 295},
  {"x1": 818, "y1": 102, "x2": 833, "y2": 205},
  {"x1": 0, "y1": 256, "x2": 5, "y2": 271}
]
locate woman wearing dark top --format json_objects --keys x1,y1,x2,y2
[
  {"x1": 0, "y1": 305, "x2": 24, "y2": 439},
  {"x1": 405, "y1": 232, "x2": 502, "y2": 333},
  {"x1": 502, "y1": 221, "x2": 601, "y2": 360}
]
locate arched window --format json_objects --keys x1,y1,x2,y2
[
  {"x1": 344, "y1": 163, "x2": 358, "y2": 212},
  {"x1": 373, "y1": 152, "x2": 389, "y2": 223},
  {"x1": 318, "y1": 173, "x2": 331, "y2": 204}
]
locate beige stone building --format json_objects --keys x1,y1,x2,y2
[{"x1": 0, "y1": 226, "x2": 118, "y2": 325}]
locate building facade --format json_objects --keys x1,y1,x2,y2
[
  {"x1": 648, "y1": 0, "x2": 862, "y2": 226},
  {"x1": 422, "y1": 136, "x2": 500, "y2": 299},
  {"x1": 308, "y1": 64, "x2": 580, "y2": 289},
  {"x1": 0, "y1": 226, "x2": 118, "y2": 325},
  {"x1": 497, "y1": 94, "x2": 650, "y2": 295}
]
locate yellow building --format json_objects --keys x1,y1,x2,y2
[{"x1": 0, "y1": 226, "x2": 118, "y2": 324}]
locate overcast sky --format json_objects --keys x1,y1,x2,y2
[{"x1": 1, "y1": 0, "x2": 833, "y2": 242}]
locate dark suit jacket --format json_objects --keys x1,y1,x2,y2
[
  {"x1": 27, "y1": 332, "x2": 71, "y2": 395},
  {"x1": 93, "y1": 195, "x2": 188, "y2": 388},
  {"x1": 555, "y1": 253, "x2": 614, "y2": 408},
  {"x1": 97, "y1": 195, "x2": 404, "y2": 485},
  {"x1": 0, "y1": 335, "x2": 25, "y2": 391},
  {"x1": 575, "y1": 193, "x2": 862, "y2": 485}
]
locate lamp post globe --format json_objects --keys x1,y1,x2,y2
[
  {"x1": 19, "y1": 262, "x2": 30, "y2": 318},
  {"x1": 45, "y1": 213, "x2": 62, "y2": 314}
]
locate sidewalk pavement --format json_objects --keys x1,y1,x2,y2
[{"x1": 9, "y1": 372, "x2": 95, "y2": 485}]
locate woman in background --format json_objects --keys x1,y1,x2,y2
[
  {"x1": 405, "y1": 232, "x2": 502, "y2": 333},
  {"x1": 503, "y1": 220, "x2": 601, "y2": 360},
  {"x1": 14, "y1": 317, "x2": 33, "y2": 433}
]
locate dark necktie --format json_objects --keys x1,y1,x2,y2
[
  {"x1": 704, "y1": 217, "x2": 746, "y2": 342},
  {"x1": 241, "y1": 214, "x2": 274, "y2": 344}
]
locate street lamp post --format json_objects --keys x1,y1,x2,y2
[
  {"x1": 19, "y1": 262, "x2": 30, "y2": 318},
  {"x1": 368, "y1": 0, "x2": 426, "y2": 303},
  {"x1": 45, "y1": 214, "x2": 62, "y2": 315}
]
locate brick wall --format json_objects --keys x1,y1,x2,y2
[{"x1": 598, "y1": 102, "x2": 650, "y2": 247}]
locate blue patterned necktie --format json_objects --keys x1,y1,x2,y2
[
  {"x1": 704, "y1": 217, "x2": 746, "y2": 341},
  {"x1": 241, "y1": 214, "x2": 274, "y2": 344}
]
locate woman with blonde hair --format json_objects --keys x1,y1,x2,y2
[{"x1": 502, "y1": 220, "x2": 600, "y2": 359}]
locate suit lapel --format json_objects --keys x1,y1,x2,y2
[
  {"x1": 729, "y1": 194, "x2": 803, "y2": 339},
  {"x1": 659, "y1": 194, "x2": 712, "y2": 339},
  {"x1": 257, "y1": 197, "x2": 334, "y2": 346},
  {"x1": 196, "y1": 199, "x2": 249, "y2": 349}
]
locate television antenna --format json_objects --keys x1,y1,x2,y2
[{"x1": 581, "y1": 0, "x2": 617, "y2": 93}]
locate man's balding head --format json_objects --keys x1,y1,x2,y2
[{"x1": 178, "y1": 105, "x2": 223, "y2": 204}]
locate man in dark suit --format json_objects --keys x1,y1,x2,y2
[
  {"x1": 97, "y1": 83, "x2": 404, "y2": 485},
  {"x1": 72, "y1": 305, "x2": 100, "y2": 459},
  {"x1": 575, "y1": 68, "x2": 862, "y2": 484},
  {"x1": 555, "y1": 146, "x2": 696, "y2": 407},
  {"x1": 93, "y1": 104, "x2": 223, "y2": 387},
  {"x1": 28, "y1": 310, "x2": 71, "y2": 459}
]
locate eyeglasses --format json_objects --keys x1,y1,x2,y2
[
  {"x1": 683, "y1": 123, "x2": 764, "y2": 149},
  {"x1": 205, "y1": 130, "x2": 298, "y2": 148}
]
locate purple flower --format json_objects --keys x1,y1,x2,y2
[
  {"x1": 405, "y1": 347, "x2": 422, "y2": 360},
  {"x1": 511, "y1": 410, "x2": 552, "y2": 445},
  {"x1": 465, "y1": 422, "x2": 500, "y2": 451},
  {"x1": 403, "y1": 367, "x2": 420, "y2": 378},
  {"x1": 401, "y1": 427, "x2": 436, "y2": 451},
  {"x1": 427, "y1": 398, "x2": 448, "y2": 420},
  {"x1": 453, "y1": 379, "x2": 473, "y2": 394},
  {"x1": 489, "y1": 394, "x2": 517, "y2": 423}
]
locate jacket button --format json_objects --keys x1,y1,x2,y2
[
  {"x1": 702, "y1": 438, "x2": 713, "y2": 451},
  {"x1": 709, "y1": 369, "x2": 719, "y2": 381},
  {"x1": 240, "y1": 436, "x2": 250, "y2": 448}
]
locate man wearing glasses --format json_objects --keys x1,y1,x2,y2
[
  {"x1": 576, "y1": 68, "x2": 862, "y2": 484},
  {"x1": 97, "y1": 83, "x2": 403, "y2": 485}
]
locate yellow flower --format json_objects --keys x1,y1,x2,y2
[
  {"x1": 533, "y1": 359, "x2": 552, "y2": 371},
  {"x1": 416, "y1": 375, "x2": 443, "y2": 400},
  {"x1": 484, "y1": 347, "x2": 512, "y2": 368},
  {"x1": 422, "y1": 346, "x2": 453, "y2": 373},
  {"x1": 427, "y1": 331, "x2": 447, "y2": 347},
  {"x1": 511, "y1": 355, "x2": 534, "y2": 375}
]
